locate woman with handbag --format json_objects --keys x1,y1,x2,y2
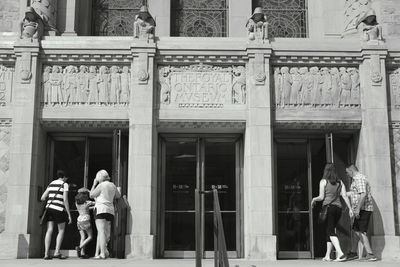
[
  {"x1": 40, "y1": 170, "x2": 72, "y2": 260},
  {"x1": 311, "y1": 163, "x2": 353, "y2": 262}
]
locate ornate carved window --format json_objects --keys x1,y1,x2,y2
[
  {"x1": 93, "y1": 0, "x2": 145, "y2": 36},
  {"x1": 252, "y1": 0, "x2": 307, "y2": 38},
  {"x1": 171, "y1": 0, "x2": 228, "y2": 37}
]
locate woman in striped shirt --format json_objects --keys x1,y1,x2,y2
[{"x1": 40, "y1": 170, "x2": 72, "y2": 260}]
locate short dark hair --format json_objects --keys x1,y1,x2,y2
[
  {"x1": 75, "y1": 191, "x2": 89, "y2": 205},
  {"x1": 56, "y1": 170, "x2": 65, "y2": 179}
]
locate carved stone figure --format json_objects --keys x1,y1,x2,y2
[
  {"x1": 349, "y1": 68, "x2": 360, "y2": 105},
  {"x1": 343, "y1": 0, "x2": 371, "y2": 37},
  {"x1": 280, "y1": 66, "x2": 292, "y2": 107},
  {"x1": 310, "y1": 67, "x2": 322, "y2": 106},
  {"x1": 274, "y1": 68, "x2": 282, "y2": 107},
  {"x1": 320, "y1": 67, "x2": 332, "y2": 106},
  {"x1": 159, "y1": 67, "x2": 171, "y2": 105},
  {"x1": 20, "y1": 7, "x2": 44, "y2": 40},
  {"x1": 133, "y1": 6, "x2": 156, "y2": 40},
  {"x1": 120, "y1": 66, "x2": 130, "y2": 104},
  {"x1": 110, "y1": 66, "x2": 121, "y2": 104},
  {"x1": 49, "y1": 65, "x2": 63, "y2": 105},
  {"x1": 31, "y1": 0, "x2": 58, "y2": 34},
  {"x1": 356, "y1": 8, "x2": 382, "y2": 42},
  {"x1": 63, "y1": 65, "x2": 77, "y2": 105},
  {"x1": 97, "y1": 66, "x2": 110, "y2": 105},
  {"x1": 232, "y1": 66, "x2": 246, "y2": 104},
  {"x1": 246, "y1": 7, "x2": 268, "y2": 42},
  {"x1": 301, "y1": 67, "x2": 313, "y2": 106},
  {"x1": 42, "y1": 66, "x2": 52, "y2": 104},
  {"x1": 77, "y1": 65, "x2": 89, "y2": 104},
  {"x1": 88, "y1": 66, "x2": 99, "y2": 104},
  {"x1": 289, "y1": 67, "x2": 302, "y2": 106},
  {"x1": 330, "y1": 67, "x2": 341, "y2": 107},
  {"x1": 339, "y1": 67, "x2": 352, "y2": 106}
]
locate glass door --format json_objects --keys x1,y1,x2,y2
[
  {"x1": 276, "y1": 133, "x2": 354, "y2": 259},
  {"x1": 160, "y1": 136, "x2": 242, "y2": 258},
  {"x1": 46, "y1": 132, "x2": 127, "y2": 257}
]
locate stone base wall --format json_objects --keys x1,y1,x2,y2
[{"x1": 0, "y1": 124, "x2": 11, "y2": 233}]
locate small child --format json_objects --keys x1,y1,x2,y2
[{"x1": 75, "y1": 188, "x2": 95, "y2": 259}]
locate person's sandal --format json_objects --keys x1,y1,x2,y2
[
  {"x1": 80, "y1": 254, "x2": 90, "y2": 259},
  {"x1": 43, "y1": 255, "x2": 52, "y2": 260},
  {"x1": 322, "y1": 257, "x2": 332, "y2": 261},
  {"x1": 53, "y1": 254, "x2": 67, "y2": 259},
  {"x1": 334, "y1": 254, "x2": 347, "y2": 262},
  {"x1": 75, "y1": 246, "x2": 81, "y2": 258}
]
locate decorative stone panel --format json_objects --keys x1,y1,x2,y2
[
  {"x1": 0, "y1": 1, "x2": 19, "y2": 32},
  {"x1": 389, "y1": 68, "x2": 400, "y2": 108},
  {"x1": 158, "y1": 64, "x2": 246, "y2": 108},
  {"x1": 273, "y1": 66, "x2": 360, "y2": 109},
  {"x1": 0, "y1": 65, "x2": 14, "y2": 107},
  {"x1": 41, "y1": 119, "x2": 129, "y2": 129},
  {"x1": 41, "y1": 65, "x2": 131, "y2": 107},
  {"x1": 0, "y1": 121, "x2": 11, "y2": 233}
]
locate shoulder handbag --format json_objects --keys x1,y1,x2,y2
[
  {"x1": 39, "y1": 182, "x2": 65, "y2": 225},
  {"x1": 318, "y1": 182, "x2": 341, "y2": 224}
]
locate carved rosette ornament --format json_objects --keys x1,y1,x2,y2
[
  {"x1": 254, "y1": 72, "x2": 266, "y2": 83},
  {"x1": 158, "y1": 64, "x2": 246, "y2": 108},
  {"x1": 273, "y1": 66, "x2": 360, "y2": 109},
  {"x1": 41, "y1": 65, "x2": 131, "y2": 107},
  {"x1": 137, "y1": 69, "x2": 149, "y2": 82}
]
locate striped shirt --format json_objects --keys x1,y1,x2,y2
[{"x1": 46, "y1": 179, "x2": 69, "y2": 212}]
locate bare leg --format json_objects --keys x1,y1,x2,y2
[
  {"x1": 354, "y1": 231, "x2": 365, "y2": 258},
  {"x1": 360, "y1": 232, "x2": 373, "y2": 254},
  {"x1": 80, "y1": 228, "x2": 93, "y2": 253},
  {"x1": 95, "y1": 219, "x2": 107, "y2": 257},
  {"x1": 329, "y1": 236, "x2": 344, "y2": 259},
  {"x1": 44, "y1": 221, "x2": 54, "y2": 257},
  {"x1": 324, "y1": 242, "x2": 333, "y2": 260},
  {"x1": 55, "y1": 223, "x2": 66, "y2": 255}
]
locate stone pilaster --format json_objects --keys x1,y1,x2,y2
[
  {"x1": 244, "y1": 44, "x2": 276, "y2": 260},
  {"x1": 0, "y1": 40, "x2": 40, "y2": 258},
  {"x1": 126, "y1": 41, "x2": 157, "y2": 259},
  {"x1": 61, "y1": 0, "x2": 77, "y2": 36},
  {"x1": 358, "y1": 42, "x2": 400, "y2": 260}
]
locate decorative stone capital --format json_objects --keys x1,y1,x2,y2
[
  {"x1": 361, "y1": 48, "x2": 387, "y2": 87},
  {"x1": 13, "y1": 42, "x2": 40, "y2": 84}
]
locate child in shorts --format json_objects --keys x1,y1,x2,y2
[{"x1": 75, "y1": 188, "x2": 95, "y2": 258}]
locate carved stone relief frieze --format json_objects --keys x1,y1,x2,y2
[
  {"x1": 158, "y1": 64, "x2": 246, "y2": 108},
  {"x1": 389, "y1": 68, "x2": 400, "y2": 108},
  {"x1": 42, "y1": 65, "x2": 131, "y2": 107},
  {"x1": 273, "y1": 66, "x2": 360, "y2": 108},
  {"x1": 0, "y1": 65, "x2": 14, "y2": 106}
]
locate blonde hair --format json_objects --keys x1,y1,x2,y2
[{"x1": 96, "y1": 169, "x2": 110, "y2": 182}]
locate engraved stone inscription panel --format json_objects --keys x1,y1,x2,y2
[
  {"x1": 273, "y1": 66, "x2": 360, "y2": 109},
  {"x1": 0, "y1": 65, "x2": 14, "y2": 106},
  {"x1": 0, "y1": 123, "x2": 11, "y2": 233},
  {"x1": 389, "y1": 68, "x2": 400, "y2": 108},
  {"x1": 42, "y1": 65, "x2": 131, "y2": 107},
  {"x1": 158, "y1": 64, "x2": 246, "y2": 108}
]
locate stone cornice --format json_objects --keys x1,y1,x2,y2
[
  {"x1": 40, "y1": 119, "x2": 129, "y2": 129},
  {"x1": 274, "y1": 120, "x2": 361, "y2": 130}
]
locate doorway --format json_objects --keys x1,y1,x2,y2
[
  {"x1": 158, "y1": 135, "x2": 243, "y2": 258},
  {"x1": 45, "y1": 130, "x2": 128, "y2": 258},
  {"x1": 275, "y1": 133, "x2": 354, "y2": 259}
]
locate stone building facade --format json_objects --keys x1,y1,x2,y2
[{"x1": 0, "y1": 0, "x2": 400, "y2": 261}]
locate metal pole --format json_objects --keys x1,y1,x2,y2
[{"x1": 195, "y1": 189, "x2": 202, "y2": 267}]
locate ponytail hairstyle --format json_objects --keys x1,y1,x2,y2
[{"x1": 322, "y1": 163, "x2": 340, "y2": 185}]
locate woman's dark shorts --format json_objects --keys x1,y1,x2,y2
[
  {"x1": 95, "y1": 212, "x2": 114, "y2": 222},
  {"x1": 353, "y1": 210, "x2": 372, "y2": 233},
  {"x1": 45, "y1": 208, "x2": 68, "y2": 224}
]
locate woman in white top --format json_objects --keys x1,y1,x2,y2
[{"x1": 90, "y1": 170, "x2": 121, "y2": 259}]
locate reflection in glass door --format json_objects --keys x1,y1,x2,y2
[{"x1": 160, "y1": 136, "x2": 242, "y2": 258}]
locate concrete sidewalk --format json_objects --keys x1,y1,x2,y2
[{"x1": 0, "y1": 259, "x2": 399, "y2": 267}]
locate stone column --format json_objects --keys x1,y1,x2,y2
[
  {"x1": 62, "y1": 0, "x2": 77, "y2": 36},
  {"x1": 148, "y1": 0, "x2": 170, "y2": 37},
  {"x1": 0, "y1": 40, "x2": 40, "y2": 258},
  {"x1": 244, "y1": 44, "x2": 276, "y2": 259},
  {"x1": 358, "y1": 43, "x2": 400, "y2": 260},
  {"x1": 126, "y1": 41, "x2": 157, "y2": 258},
  {"x1": 31, "y1": 0, "x2": 58, "y2": 34}
]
